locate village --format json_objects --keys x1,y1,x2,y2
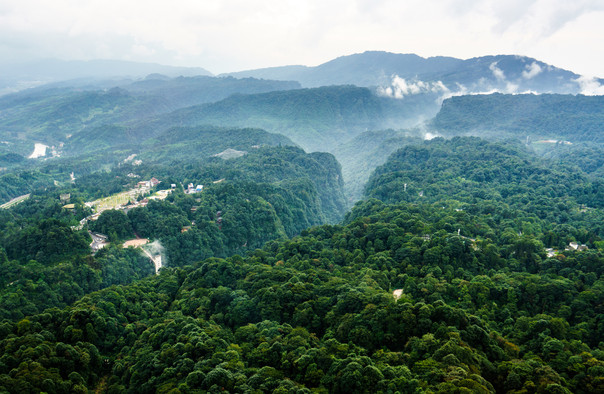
[{"x1": 75, "y1": 176, "x2": 205, "y2": 274}]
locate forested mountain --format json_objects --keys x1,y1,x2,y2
[
  {"x1": 0, "y1": 52, "x2": 603, "y2": 393},
  {"x1": 365, "y1": 137, "x2": 604, "y2": 243},
  {"x1": 0, "y1": 76, "x2": 299, "y2": 158},
  {"x1": 133, "y1": 85, "x2": 429, "y2": 153},
  {"x1": 224, "y1": 51, "x2": 587, "y2": 93},
  {"x1": 0, "y1": 126, "x2": 295, "y2": 204},
  {"x1": 432, "y1": 94, "x2": 604, "y2": 143},
  {"x1": 0, "y1": 137, "x2": 603, "y2": 393},
  {"x1": 0, "y1": 144, "x2": 346, "y2": 321}
]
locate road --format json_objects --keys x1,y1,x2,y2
[{"x1": 0, "y1": 194, "x2": 30, "y2": 209}]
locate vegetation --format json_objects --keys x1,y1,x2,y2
[
  {"x1": 0, "y1": 136, "x2": 602, "y2": 392},
  {"x1": 0, "y1": 65, "x2": 602, "y2": 392},
  {"x1": 432, "y1": 94, "x2": 604, "y2": 143}
]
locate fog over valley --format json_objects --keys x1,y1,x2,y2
[{"x1": 0, "y1": 1, "x2": 603, "y2": 392}]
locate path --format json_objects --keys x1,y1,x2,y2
[{"x1": 0, "y1": 194, "x2": 31, "y2": 209}]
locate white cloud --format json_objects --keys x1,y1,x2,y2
[
  {"x1": 575, "y1": 75, "x2": 604, "y2": 95},
  {"x1": 378, "y1": 76, "x2": 449, "y2": 99},
  {"x1": 522, "y1": 62, "x2": 543, "y2": 79},
  {"x1": 489, "y1": 62, "x2": 506, "y2": 81},
  {"x1": 0, "y1": 0, "x2": 602, "y2": 75}
]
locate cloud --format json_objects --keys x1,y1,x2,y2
[
  {"x1": 489, "y1": 61, "x2": 506, "y2": 81},
  {"x1": 378, "y1": 75, "x2": 449, "y2": 99},
  {"x1": 575, "y1": 75, "x2": 604, "y2": 95},
  {"x1": 522, "y1": 62, "x2": 543, "y2": 79},
  {"x1": 0, "y1": 0, "x2": 602, "y2": 76}
]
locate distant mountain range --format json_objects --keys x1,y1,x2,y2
[
  {"x1": 0, "y1": 59, "x2": 212, "y2": 95},
  {"x1": 0, "y1": 51, "x2": 602, "y2": 205},
  {"x1": 2, "y1": 51, "x2": 601, "y2": 97},
  {"x1": 223, "y1": 51, "x2": 596, "y2": 94}
]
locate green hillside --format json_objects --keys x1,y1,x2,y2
[
  {"x1": 0, "y1": 145, "x2": 346, "y2": 321},
  {"x1": 0, "y1": 138, "x2": 604, "y2": 393},
  {"x1": 141, "y1": 85, "x2": 428, "y2": 153},
  {"x1": 432, "y1": 94, "x2": 604, "y2": 143},
  {"x1": 0, "y1": 76, "x2": 300, "y2": 157}
]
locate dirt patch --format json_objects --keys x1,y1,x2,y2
[{"x1": 123, "y1": 238, "x2": 149, "y2": 248}]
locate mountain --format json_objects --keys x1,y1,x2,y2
[
  {"x1": 225, "y1": 52, "x2": 461, "y2": 87},
  {"x1": 136, "y1": 85, "x2": 430, "y2": 153},
  {"x1": 365, "y1": 136, "x2": 604, "y2": 210},
  {"x1": 431, "y1": 93, "x2": 604, "y2": 143},
  {"x1": 223, "y1": 51, "x2": 591, "y2": 94},
  {"x1": 0, "y1": 137, "x2": 603, "y2": 393},
  {"x1": 0, "y1": 58, "x2": 212, "y2": 95},
  {"x1": 0, "y1": 76, "x2": 301, "y2": 157}
]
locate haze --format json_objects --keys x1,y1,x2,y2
[{"x1": 0, "y1": 0, "x2": 603, "y2": 77}]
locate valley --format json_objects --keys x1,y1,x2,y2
[{"x1": 0, "y1": 51, "x2": 602, "y2": 393}]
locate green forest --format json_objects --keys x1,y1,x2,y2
[
  {"x1": 0, "y1": 64, "x2": 603, "y2": 393},
  {"x1": 0, "y1": 133, "x2": 602, "y2": 393}
]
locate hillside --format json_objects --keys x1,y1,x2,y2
[
  {"x1": 139, "y1": 85, "x2": 429, "y2": 153},
  {"x1": 0, "y1": 138, "x2": 602, "y2": 392},
  {"x1": 0, "y1": 126, "x2": 295, "y2": 204},
  {"x1": 366, "y1": 137, "x2": 603, "y2": 206},
  {"x1": 0, "y1": 76, "x2": 300, "y2": 157},
  {"x1": 0, "y1": 144, "x2": 346, "y2": 320},
  {"x1": 431, "y1": 93, "x2": 604, "y2": 143}
]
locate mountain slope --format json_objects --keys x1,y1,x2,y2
[
  {"x1": 431, "y1": 93, "x2": 604, "y2": 143},
  {"x1": 0, "y1": 76, "x2": 301, "y2": 157},
  {"x1": 137, "y1": 85, "x2": 428, "y2": 153},
  {"x1": 224, "y1": 51, "x2": 591, "y2": 94}
]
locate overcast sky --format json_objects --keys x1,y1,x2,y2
[{"x1": 0, "y1": 0, "x2": 602, "y2": 76}]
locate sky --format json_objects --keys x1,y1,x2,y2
[{"x1": 0, "y1": 0, "x2": 603, "y2": 77}]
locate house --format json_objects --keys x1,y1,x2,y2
[
  {"x1": 138, "y1": 181, "x2": 150, "y2": 188},
  {"x1": 171, "y1": 184, "x2": 176, "y2": 189},
  {"x1": 196, "y1": 185, "x2": 203, "y2": 192},
  {"x1": 568, "y1": 242, "x2": 589, "y2": 251},
  {"x1": 150, "y1": 177, "x2": 160, "y2": 187}
]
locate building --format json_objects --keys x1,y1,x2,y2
[{"x1": 568, "y1": 242, "x2": 589, "y2": 251}]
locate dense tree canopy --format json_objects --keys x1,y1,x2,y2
[{"x1": 0, "y1": 136, "x2": 602, "y2": 392}]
